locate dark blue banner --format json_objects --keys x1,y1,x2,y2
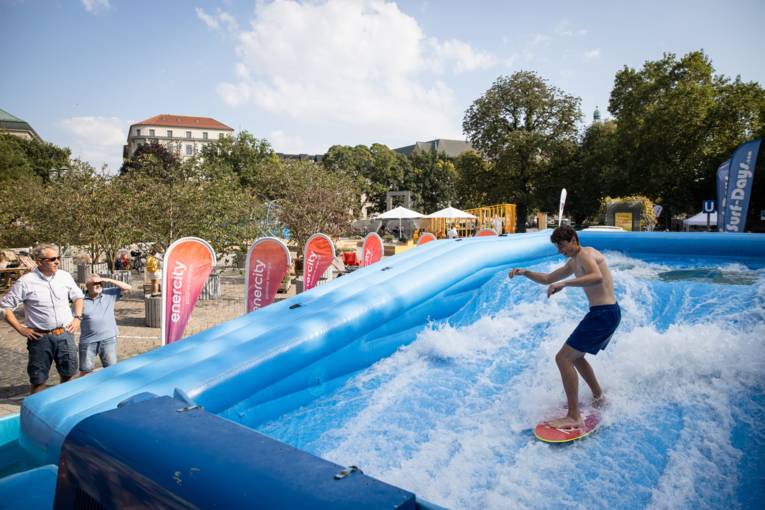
[
  {"x1": 723, "y1": 139, "x2": 761, "y2": 232},
  {"x1": 715, "y1": 160, "x2": 730, "y2": 232}
]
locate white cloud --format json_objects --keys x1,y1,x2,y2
[
  {"x1": 583, "y1": 49, "x2": 601, "y2": 61},
  {"x1": 428, "y1": 38, "x2": 497, "y2": 74},
  {"x1": 269, "y1": 130, "x2": 318, "y2": 154},
  {"x1": 195, "y1": 7, "x2": 239, "y2": 32},
  {"x1": 81, "y1": 0, "x2": 110, "y2": 13},
  {"x1": 554, "y1": 20, "x2": 587, "y2": 37},
  {"x1": 60, "y1": 116, "x2": 126, "y2": 172},
  {"x1": 214, "y1": 0, "x2": 493, "y2": 141},
  {"x1": 529, "y1": 33, "x2": 552, "y2": 46}
]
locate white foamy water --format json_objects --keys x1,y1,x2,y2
[{"x1": 258, "y1": 253, "x2": 765, "y2": 509}]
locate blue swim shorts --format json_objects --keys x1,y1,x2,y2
[{"x1": 566, "y1": 303, "x2": 621, "y2": 355}]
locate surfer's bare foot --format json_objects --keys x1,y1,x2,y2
[
  {"x1": 546, "y1": 416, "x2": 583, "y2": 429},
  {"x1": 592, "y1": 394, "x2": 606, "y2": 409}
]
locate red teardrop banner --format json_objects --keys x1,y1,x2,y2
[
  {"x1": 416, "y1": 232, "x2": 437, "y2": 246},
  {"x1": 161, "y1": 237, "x2": 216, "y2": 345},
  {"x1": 361, "y1": 232, "x2": 384, "y2": 266},
  {"x1": 245, "y1": 237, "x2": 291, "y2": 313},
  {"x1": 303, "y1": 233, "x2": 335, "y2": 291}
]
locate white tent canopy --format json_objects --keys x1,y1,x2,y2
[
  {"x1": 683, "y1": 211, "x2": 717, "y2": 227},
  {"x1": 375, "y1": 206, "x2": 423, "y2": 239},
  {"x1": 376, "y1": 206, "x2": 423, "y2": 219},
  {"x1": 426, "y1": 206, "x2": 477, "y2": 219}
]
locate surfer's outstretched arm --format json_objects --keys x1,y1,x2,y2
[{"x1": 509, "y1": 259, "x2": 574, "y2": 285}]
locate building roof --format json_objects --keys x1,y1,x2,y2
[
  {"x1": 394, "y1": 139, "x2": 474, "y2": 159},
  {"x1": 0, "y1": 108, "x2": 42, "y2": 141},
  {"x1": 0, "y1": 108, "x2": 25, "y2": 123},
  {"x1": 132, "y1": 114, "x2": 234, "y2": 131}
]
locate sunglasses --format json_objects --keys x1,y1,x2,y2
[{"x1": 39, "y1": 256, "x2": 60, "y2": 262}]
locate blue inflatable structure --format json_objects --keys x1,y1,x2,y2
[{"x1": 1, "y1": 231, "x2": 764, "y2": 508}]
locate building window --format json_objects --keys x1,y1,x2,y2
[
  {"x1": 149, "y1": 129, "x2": 155, "y2": 137},
  {"x1": 203, "y1": 132, "x2": 208, "y2": 140},
  {"x1": 167, "y1": 143, "x2": 173, "y2": 153},
  {"x1": 186, "y1": 131, "x2": 192, "y2": 139},
  {"x1": 167, "y1": 130, "x2": 173, "y2": 138},
  {"x1": 219, "y1": 133, "x2": 224, "y2": 139},
  {"x1": 186, "y1": 144, "x2": 193, "y2": 156},
  {"x1": 136, "y1": 129, "x2": 141, "y2": 136}
]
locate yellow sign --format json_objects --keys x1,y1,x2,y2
[{"x1": 614, "y1": 212, "x2": 633, "y2": 231}]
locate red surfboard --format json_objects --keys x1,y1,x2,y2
[{"x1": 533, "y1": 411, "x2": 600, "y2": 443}]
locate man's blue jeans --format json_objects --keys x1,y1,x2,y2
[{"x1": 79, "y1": 336, "x2": 117, "y2": 372}]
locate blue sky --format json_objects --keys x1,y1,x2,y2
[{"x1": 2, "y1": 0, "x2": 764, "y2": 172}]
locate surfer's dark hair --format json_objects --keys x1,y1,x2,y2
[{"x1": 550, "y1": 225, "x2": 578, "y2": 245}]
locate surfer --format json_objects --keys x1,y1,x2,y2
[{"x1": 509, "y1": 225, "x2": 620, "y2": 429}]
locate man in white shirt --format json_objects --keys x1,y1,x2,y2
[{"x1": 1, "y1": 244, "x2": 84, "y2": 394}]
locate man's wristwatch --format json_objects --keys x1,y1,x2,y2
[{"x1": 74, "y1": 315, "x2": 82, "y2": 320}]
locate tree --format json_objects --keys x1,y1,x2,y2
[
  {"x1": 0, "y1": 134, "x2": 70, "y2": 182},
  {"x1": 323, "y1": 144, "x2": 413, "y2": 215},
  {"x1": 0, "y1": 174, "x2": 44, "y2": 247},
  {"x1": 608, "y1": 50, "x2": 765, "y2": 216},
  {"x1": 198, "y1": 131, "x2": 283, "y2": 200},
  {"x1": 119, "y1": 140, "x2": 179, "y2": 178},
  {"x1": 559, "y1": 120, "x2": 622, "y2": 224},
  {"x1": 275, "y1": 160, "x2": 360, "y2": 265},
  {"x1": 131, "y1": 156, "x2": 262, "y2": 259},
  {"x1": 408, "y1": 149, "x2": 458, "y2": 212},
  {"x1": 463, "y1": 71, "x2": 582, "y2": 231},
  {"x1": 454, "y1": 151, "x2": 492, "y2": 209}
]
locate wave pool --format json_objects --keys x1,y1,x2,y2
[{"x1": 254, "y1": 252, "x2": 765, "y2": 509}]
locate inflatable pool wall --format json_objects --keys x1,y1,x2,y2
[{"x1": 18, "y1": 232, "x2": 765, "y2": 469}]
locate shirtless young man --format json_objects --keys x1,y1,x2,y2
[{"x1": 509, "y1": 225, "x2": 620, "y2": 429}]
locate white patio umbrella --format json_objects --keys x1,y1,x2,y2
[
  {"x1": 426, "y1": 206, "x2": 478, "y2": 238},
  {"x1": 426, "y1": 206, "x2": 477, "y2": 219},
  {"x1": 377, "y1": 206, "x2": 423, "y2": 220},
  {"x1": 375, "y1": 206, "x2": 423, "y2": 237}
]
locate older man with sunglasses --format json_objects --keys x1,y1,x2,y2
[
  {"x1": 79, "y1": 274, "x2": 132, "y2": 376},
  {"x1": 2, "y1": 244, "x2": 84, "y2": 394}
]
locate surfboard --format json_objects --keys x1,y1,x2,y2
[{"x1": 533, "y1": 411, "x2": 601, "y2": 443}]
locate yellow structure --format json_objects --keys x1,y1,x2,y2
[
  {"x1": 466, "y1": 204, "x2": 517, "y2": 236},
  {"x1": 420, "y1": 217, "x2": 469, "y2": 239},
  {"x1": 420, "y1": 204, "x2": 517, "y2": 238}
]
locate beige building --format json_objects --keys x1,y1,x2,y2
[
  {"x1": 0, "y1": 108, "x2": 42, "y2": 142},
  {"x1": 123, "y1": 114, "x2": 234, "y2": 160}
]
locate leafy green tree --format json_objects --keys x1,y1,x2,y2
[
  {"x1": 33, "y1": 161, "x2": 96, "y2": 253},
  {"x1": 0, "y1": 174, "x2": 44, "y2": 247},
  {"x1": 323, "y1": 144, "x2": 373, "y2": 178},
  {"x1": 408, "y1": 149, "x2": 458, "y2": 212},
  {"x1": 275, "y1": 160, "x2": 360, "y2": 266},
  {"x1": 0, "y1": 134, "x2": 70, "y2": 182},
  {"x1": 367, "y1": 144, "x2": 412, "y2": 213},
  {"x1": 453, "y1": 151, "x2": 493, "y2": 209},
  {"x1": 198, "y1": 131, "x2": 283, "y2": 200},
  {"x1": 609, "y1": 50, "x2": 765, "y2": 216},
  {"x1": 119, "y1": 140, "x2": 179, "y2": 178},
  {"x1": 131, "y1": 156, "x2": 262, "y2": 259},
  {"x1": 559, "y1": 120, "x2": 622, "y2": 224},
  {"x1": 0, "y1": 141, "x2": 34, "y2": 183},
  {"x1": 463, "y1": 71, "x2": 581, "y2": 231},
  {"x1": 323, "y1": 144, "x2": 411, "y2": 215}
]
